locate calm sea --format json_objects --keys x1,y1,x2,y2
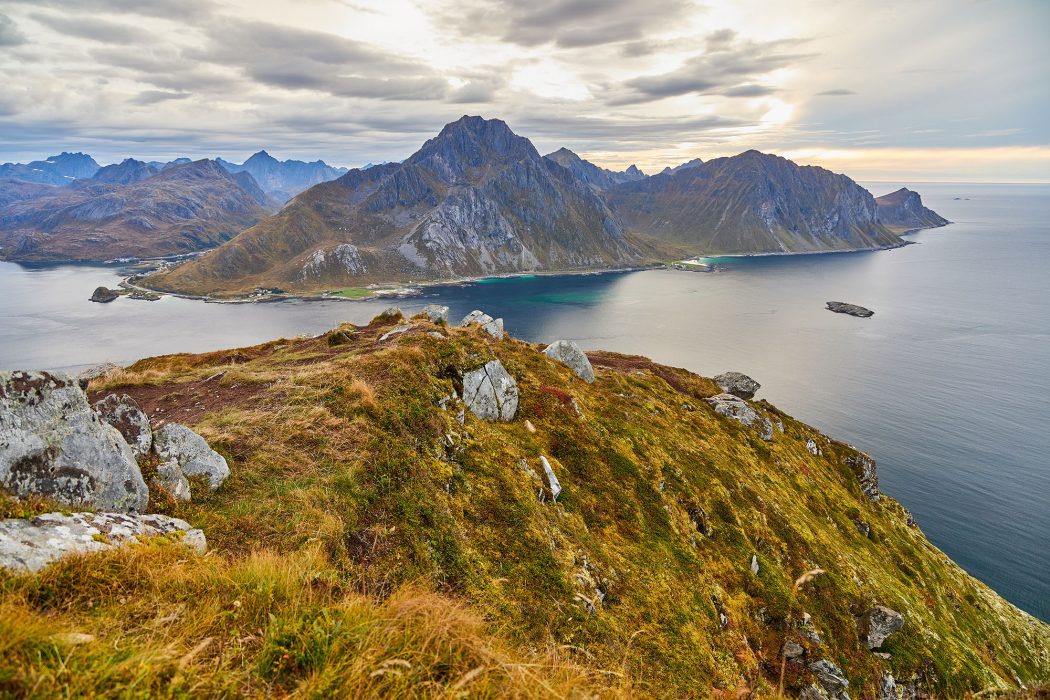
[{"x1": 1, "y1": 182, "x2": 1047, "y2": 621}]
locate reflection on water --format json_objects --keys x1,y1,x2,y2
[{"x1": 1, "y1": 182, "x2": 1048, "y2": 621}]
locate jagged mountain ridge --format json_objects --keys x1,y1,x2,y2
[
  {"x1": 544, "y1": 147, "x2": 646, "y2": 190},
  {"x1": 0, "y1": 160, "x2": 276, "y2": 262},
  {"x1": 606, "y1": 150, "x2": 905, "y2": 254},
  {"x1": 0, "y1": 152, "x2": 100, "y2": 186},
  {"x1": 145, "y1": 116, "x2": 643, "y2": 295},
  {"x1": 216, "y1": 150, "x2": 348, "y2": 203}
]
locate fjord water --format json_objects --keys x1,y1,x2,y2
[{"x1": 1, "y1": 182, "x2": 1047, "y2": 621}]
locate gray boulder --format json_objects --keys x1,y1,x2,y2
[
  {"x1": 153, "y1": 423, "x2": 229, "y2": 490},
  {"x1": 153, "y1": 460, "x2": 191, "y2": 502},
  {"x1": 704, "y1": 393, "x2": 774, "y2": 441},
  {"x1": 784, "y1": 640, "x2": 805, "y2": 659},
  {"x1": 543, "y1": 340, "x2": 595, "y2": 383},
  {"x1": 462, "y1": 360, "x2": 518, "y2": 421},
  {"x1": 808, "y1": 659, "x2": 850, "y2": 700},
  {"x1": 863, "y1": 605, "x2": 905, "y2": 650},
  {"x1": 377, "y1": 306, "x2": 403, "y2": 320},
  {"x1": 0, "y1": 512, "x2": 206, "y2": 573},
  {"x1": 0, "y1": 371, "x2": 148, "y2": 512},
  {"x1": 93, "y1": 393, "x2": 153, "y2": 460},
  {"x1": 460, "y1": 309, "x2": 505, "y2": 339},
  {"x1": 714, "y1": 371, "x2": 760, "y2": 399},
  {"x1": 421, "y1": 304, "x2": 450, "y2": 324},
  {"x1": 76, "y1": 362, "x2": 121, "y2": 390}
]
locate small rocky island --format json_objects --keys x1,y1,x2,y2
[
  {"x1": 826, "y1": 301, "x2": 874, "y2": 317},
  {"x1": 89, "y1": 286, "x2": 121, "y2": 303}
]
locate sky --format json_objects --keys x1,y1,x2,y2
[{"x1": 0, "y1": 0, "x2": 1047, "y2": 182}]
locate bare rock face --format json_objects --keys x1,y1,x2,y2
[
  {"x1": 421, "y1": 304, "x2": 450, "y2": 324},
  {"x1": 714, "y1": 371, "x2": 760, "y2": 399},
  {"x1": 703, "y1": 393, "x2": 774, "y2": 441},
  {"x1": 462, "y1": 360, "x2": 518, "y2": 421},
  {"x1": 543, "y1": 340, "x2": 596, "y2": 383},
  {"x1": 843, "y1": 448, "x2": 880, "y2": 501},
  {"x1": 93, "y1": 393, "x2": 152, "y2": 460},
  {"x1": 808, "y1": 659, "x2": 850, "y2": 700},
  {"x1": 0, "y1": 512, "x2": 205, "y2": 573},
  {"x1": 0, "y1": 371, "x2": 148, "y2": 512},
  {"x1": 863, "y1": 605, "x2": 905, "y2": 650},
  {"x1": 460, "y1": 309, "x2": 505, "y2": 339},
  {"x1": 153, "y1": 423, "x2": 230, "y2": 490}
]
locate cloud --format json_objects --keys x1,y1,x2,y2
[
  {"x1": 30, "y1": 12, "x2": 139, "y2": 44},
  {"x1": 131, "y1": 90, "x2": 192, "y2": 105},
  {"x1": 7, "y1": 0, "x2": 213, "y2": 21},
  {"x1": 0, "y1": 12, "x2": 27, "y2": 46},
  {"x1": 816, "y1": 89, "x2": 856, "y2": 96}
]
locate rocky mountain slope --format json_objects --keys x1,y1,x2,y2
[
  {"x1": 0, "y1": 160, "x2": 275, "y2": 262},
  {"x1": 875, "y1": 188, "x2": 950, "y2": 231},
  {"x1": 607, "y1": 151, "x2": 907, "y2": 255},
  {"x1": 544, "y1": 147, "x2": 646, "y2": 190},
  {"x1": 0, "y1": 151, "x2": 100, "y2": 185},
  {"x1": 1, "y1": 312, "x2": 1045, "y2": 697},
  {"x1": 216, "y1": 150, "x2": 348, "y2": 203},
  {"x1": 146, "y1": 117, "x2": 642, "y2": 296}
]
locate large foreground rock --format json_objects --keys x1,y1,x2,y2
[
  {"x1": 0, "y1": 512, "x2": 206, "y2": 573},
  {"x1": 0, "y1": 371, "x2": 148, "y2": 512},
  {"x1": 153, "y1": 423, "x2": 230, "y2": 490},
  {"x1": 543, "y1": 340, "x2": 596, "y2": 383},
  {"x1": 703, "y1": 393, "x2": 774, "y2": 441},
  {"x1": 93, "y1": 393, "x2": 153, "y2": 460},
  {"x1": 714, "y1": 371, "x2": 760, "y2": 399},
  {"x1": 460, "y1": 310, "x2": 505, "y2": 339},
  {"x1": 462, "y1": 360, "x2": 518, "y2": 421}
]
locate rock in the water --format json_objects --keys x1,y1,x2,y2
[
  {"x1": 843, "y1": 448, "x2": 880, "y2": 501},
  {"x1": 76, "y1": 362, "x2": 121, "y2": 390},
  {"x1": 539, "y1": 455, "x2": 562, "y2": 501},
  {"x1": 543, "y1": 340, "x2": 596, "y2": 383},
  {"x1": 460, "y1": 309, "x2": 505, "y2": 339},
  {"x1": 0, "y1": 512, "x2": 205, "y2": 573},
  {"x1": 153, "y1": 423, "x2": 230, "y2": 490},
  {"x1": 809, "y1": 659, "x2": 850, "y2": 699},
  {"x1": 462, "y1": 360, "x2": 518, "y2": 421},
  {"x1": 421, "y1": 304, "x2": 449, "y2": 324},
  {"x1": 826, "y1": 301, "x2": 873, "y2": 317},
  {"x1": 89, "y1": 286, "x2": 120, "y2": 303},
  {"x1": 864, "y1": 605, "x2": 905, "y2": 650},
  {"x1": 704, "y1": 393, "x2": 774, "y2": 440},
  {"x1": 714, "y1": 371, "x2": 760, "y2": 399},
  {"x1": 153, "y1": 460, "x2": 191, "y2": 502},
  {"x1": 93, "y1": 393, "x2": 152, "y2": 460},
  {"x1": 0, "y1": 371, "x2": 148, "y2": 512}
]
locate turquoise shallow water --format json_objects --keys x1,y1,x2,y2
[{"x1": 1, "y1": 182, "x2": 1047, "y2": 621}]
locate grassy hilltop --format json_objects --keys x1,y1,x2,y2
[{"x1": 1, "y1": 311, "x2": 1046, "y2": 697}]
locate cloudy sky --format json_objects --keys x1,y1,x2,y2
[{"x1": 0, "y1": 0, "x2": 1047, "y2": 181}]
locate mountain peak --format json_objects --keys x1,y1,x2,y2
[{"x1": 409, "y1": 115, "x2": 538, "y2": 170}]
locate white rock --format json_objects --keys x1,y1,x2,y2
[
  {"x1": 379, "y1": 324, "x2": 412, "y2": 341},
  {"x1": 750, "y1": 554, "x2": 760, "y2": 575},
  {"x1": 0, "y1": 512, "x2": 206, "y2": 573},
  {"x1": 153, "y1": 423, "x2": 230, "y2": 490},
  {"x1": 704, "y1": 393, "x2": 774, "y2": 441},
  {"x1": 460, "y1": 309, "x2": 505, "y2": 339},
  {"x1": 540, "y1": 455, "x2": 562, "y2": 501},
  {"x1": 806, "y1": 438, "x2": 822, "y2": 456},
  {"x1": 543, "y1": 340, "x2": 595, "y2": 383},
  {"x1": 462, "y1": 360, "x2": 518, "y2": 421},
  {"x1": 421, "y1": 304, "x2": 450, "y2": 324}
]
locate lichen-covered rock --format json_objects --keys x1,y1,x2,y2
[
  {"x1": 714, "y1": 371, "x2": 760, "y2": 399},
  {"x1": 76, "y1": 362, "x2": 121, "y2": 390},
  {"x1": 462, "y1": 360, "x2": 518, "y2": 421},
  {"x1": 543, "y1": 340, "x2": 595, "y2": 383},
  {"x1": 153, "y1": 460, "x2": 191, "y2": 502},
  {"x1": 704, "y1": 393, "x2": 774, "y2": 441},
  {"x1": 153, "y1": 423, "x2": 229, "y2": 490},
  {"x1": 843, "y1": 448, "x2": 880, "y2": 500},
  {"x1": 0, "y1": 512, "x2": 205, "y2": 573},
  {"x1": 863, "y1": 605, "x2": 904, "y2": 650},
  {"x1": 460, "y1": 309, "x2": 505, "y2": 339},
  {"x1": 93, "y1": 393, "x2": 152, "y2": 460},
  {"x1": 0, "y1": 371, "x2": 148, "y2": 512},
  {"x1": 539, "y1": 455, "x2": 562, "y2": 501},
  {"x1": 421, "y1": 304, "x2": 449, "y2": 324},
  {"x1": 809, "y1": 659, "x2": 850, "y2": 699}
]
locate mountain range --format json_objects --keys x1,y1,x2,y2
[
  {"x1": 145, "y1": 116, "x2": 947, "y2": 296},
  {"x1": 0, "y1": 152, "x2": 100, "y2": 185},
  {"x1": 0, "y1": 160, "x2": 275, "y2": 262}
]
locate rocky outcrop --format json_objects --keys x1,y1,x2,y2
[
  {"x1": 543, "y1": 147, "x2": 646, "y2": 190},
  {"x1": 0, "y1": 512, "x2": 205, "y2": 573},
  {"x1": 843, "y1": 449, "x2": 880, "y2": 501},
  {"x1": 875, "y1": 188, "x2": 949, "y2": 230},
  {"x1": 827, "y1": 301, "x2": 874, "y2": 318},
  {"x1": 462, "y1": 360, "x2": 518, "y2": 421},
  {"x1": 0, "y1": 371, "x2": 148, "y2": 512},
  {"x1": 421, "y1": 304, "x2": 450, "y2": 324},
  {"x1": 460, "y1": 310, "x2": 505, "y2": 339},
  {"x1": 90, "y1": 287, "x2": 120, "y2": 303},
  {"x1": 543, "y1": 340, "x2": 595, "y2": 383},
  {"x1": 153, "y1": 423, "x2": 230, "y2": 490},
  {"x1": 93, "y1": 394, "x2": 152, "y2": 459},
  {"x1": 863, "y1": 605, "x2": 904, "y2": 650},
  {"x1": 808, "y1": 659, "x2": 850, "y2": 700},
  {"x1": 704, "y1": 393, "x2": 774, "y2": 441},
  {"x1": 714, "y1": 371, "x2": 760, "y2": 399}
]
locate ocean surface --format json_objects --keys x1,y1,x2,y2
[{"x1": 1, "y1": 181, "x2": 1047, "y2": 621}]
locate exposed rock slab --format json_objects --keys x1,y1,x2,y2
[
  {"x1": 826, "y1": 301, "x2": 873, "y2": 318},
  {"x1": 0, "y1": 371, "x2": 148, "y2": 512},
  {"x1": 864, "y1": 605, "x2": 904, "y2": 650},
  {"x1": 539, "y1": 455, "x2": 562, "y2": 501},
  {"x1": 93, "y1": 393, "x2": 152, "y2": 460},
  {"x1": 808, "y1": 659, "x2": 850, "y2": 700},
  {"x1": 460, "y1": 310, "x2": 505, "y2": 339},
  {"x1": 714, "y1": 371, "x2": 760, "y2": 399},
  {"x1": 543, "y1": 340, "x2": 595, "y2": 383},
  {"x1": 153, "y1": 423, "x2": 229, "y2": 490},
  {"x1": 421, "y1": 304, "x2": 450, "y2": 324},
  {"x1": 0, "y1": 512, "x2": 205, "y2": 573},
  {"x1": 703, "y1": 393, "x2": 773, "y2": 440},
  {"x1": 462, "y1": 360, "x2": 518, "y2": 421}
]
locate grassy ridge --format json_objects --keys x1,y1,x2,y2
[{"x1": 2, "y1": 313, "x2": 1047, "y2": 697}]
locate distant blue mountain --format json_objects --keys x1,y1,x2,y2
[
  {"x1": 0, "y1": 152, "x2": 100, "y2": 185},
  {"x1": 215, "y1": 150, "x2": 348, "y2": 203}
]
